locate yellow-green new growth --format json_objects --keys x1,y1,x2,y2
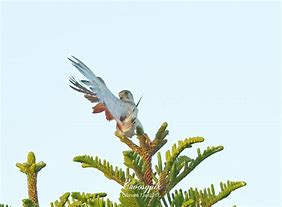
[
  {"x1": 73, "y1": 155, "x2": 126, "y2": 186},
  {"x1": 16, "y1": 152, "x2": 46, "y2": 206},
  {"x1": 164, "y1": 180, "x2": 247, "y2": 207}
]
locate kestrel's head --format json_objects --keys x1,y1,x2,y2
[{"x1": 119, "y1": 90, "x2": 134, "y2": 103}]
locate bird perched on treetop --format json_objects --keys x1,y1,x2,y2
[{"x1": 68, "y1": 56, "x2": 143, "y2": 138}]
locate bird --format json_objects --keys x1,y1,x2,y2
[{"x1": 68, "y1": 56, "x2": 143, "y2": 138}]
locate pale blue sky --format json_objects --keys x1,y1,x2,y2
[{"x1": 1, "y1": 1, "x2": 281, "y2": 207}]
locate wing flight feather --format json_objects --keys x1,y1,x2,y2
[{"x1": 69, "y1": 56, "x2": 136, "y2": 124}]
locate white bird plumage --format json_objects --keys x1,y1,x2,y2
[{"x1": 69, "y1": 56, "x2": 143, "y2": 137}]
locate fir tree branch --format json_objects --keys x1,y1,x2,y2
[
  {"x1": 16, "y1": 152, "x2": 46, "y2": 206},
  {"x1": 120, "y1": 179, "x2": 161, "y2": 207},
  {"x1": 164, "y1": 180, "x2": 246, "y2": 207},
  {"x1": 50, "y1": 193, "x2": 70, "y2": 207},
  {"x1": 136, "y1": 133, "x2": 154, "y2": 186},
  {"x1": 151, "y1": 122, "x2": 169, "y2": 155},
  {"x1": 73, "y1": 155, "x2": 126, "y2": 186},
  {"x1": 22, "y1": 199, "x2": 38, "y2": 207},
  {"x1": 157, "y1": 137, "x2": 204, "y2": 195},
  {"x1": 142, "y1": 150, "x2": 153, "y2": 186},
  {"x1": 166, "y1": 146, "x2": 224, "y2": 195},
  {"x1": 116, "y1": 129, "x2": 157, "y2": 186},
  {"x1": 51, "y1": 192, "x2": 118, "y2": 207},
  {"x1": 137, "y1": 133, "x2": 151, "y2": 150},
  {"x1": 71, "y1": 192, "x2": 107, "y2": 203},
  {"x1": 155, "y1": 152, "x2": 163, "y2": 176},
  {"x1": 164, "y1": 137, "x2": 204, "y2": 173},
  {"x1": 123, "y1": 151, "x2": 145, "y2": 182},
  {"x1": 115, "y1": 131, "x2": 141, "y2": 153},
  {"x1": 202, "y1": 181, "x2": 246, "y2": 207}
]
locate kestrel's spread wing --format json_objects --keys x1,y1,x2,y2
[{"x1": 68, "y1": 56, "x2": 139, "y2": 135}]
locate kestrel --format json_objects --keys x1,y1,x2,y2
[{"x1": 69, "y1": 56, "x2": 142, "y2": 138}]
